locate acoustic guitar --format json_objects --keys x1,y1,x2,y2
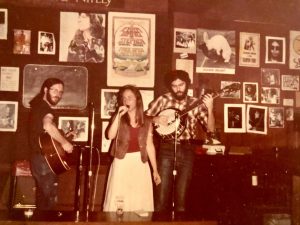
[
  {"x1": 154, "y1": 83, "x2": 241, "y2": 140},
  {"x1": 39, "y1": 131, "x2": 72, "y2": 175}
]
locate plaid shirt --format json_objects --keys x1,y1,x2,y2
[{"x1": 145, "y1": 92, "x2": 208, "y2": 140}]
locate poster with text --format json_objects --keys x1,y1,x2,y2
[
  {"x1": 107, "y1": 12, "x2": 155, "y2": 87},
  {"x1": 239, "y1": 32, "x2": 260, "y2": 67},
  {"x1": 289, "y1": 30, "x2": 300, "y2": 70}
]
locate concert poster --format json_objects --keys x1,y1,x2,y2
[
  {"x1": 289, "y1": 30, "x2": 300, "y2": 70},
  {"x1": 239, "y1": 32, "x2": 260, "y2": 67},
  {"x1": 107, "y1": 12, "x2": 155, "y2": 87}
]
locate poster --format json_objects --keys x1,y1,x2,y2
[
  {"x1": 107, "y1": 12, "x2": 155, "y2": 87},
  {"x1": 239, "y1": 32, "x2": 260, "y2": 67}
]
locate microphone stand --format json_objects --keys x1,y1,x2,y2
[
  {"x1": 84, "y1": 102, "x2": 95, "y2": 221},
  {"x1": 172, "y1": 111, "x2": 179, "y2": 219}
]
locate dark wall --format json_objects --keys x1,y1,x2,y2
[{"x1": 0, "y1": 0, "x2": 171, "y2": 163}]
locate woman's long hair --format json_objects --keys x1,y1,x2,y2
[{"x1": 117, "y1": 85, "x2": 144, "y2": 127}]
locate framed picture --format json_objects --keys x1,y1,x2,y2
[
  {"x1": 246, "y1": 105, "x2": 267, "y2": 135},
  {"x1": 196, "y1": 28, "x2": 236, "y2": 74},
  {"x1": 23, "y1": 64, "x2": 88, "y2": 110},
  {"x1": 107, "y1": 12, "x2": 155, "y2": 87},
  {"x1": 265, "y1": 36, "x2": 286, "y2": 64},
  {"x1": 261, "y1": 68, "x2": 280, "y2": 86},
  {"x1": 285, "y1": 107, "x2": 294, "y2": 121},
  {"x1": 224, "y1": 104, "x2": 246, "y2": 133},
  {"x1": 220, "y1": 81, "x2": 241, "y2": 99},
  {"x1": 59, "y1": 12, "x2": 106, "y2": 63},
  {"x1": 58, "y1": 116, "x2": 89, "y2": 142},
  {"x1": 269, "y1": 107, "x2": 284, "y2": 128},
  {"x1": 281, "y1": 74, "x2": 300, "y2": 91},
  {"x1": 101, "y1": 89, "x2": 119, "y2": 119},
  {"x1": 173, "y1": 28, "x2": 196, "y2": 54},
  {"x1": 243, "y1": 82, "x2": 258, "y2": 103},
  {"x1": 261, "y1": 87, "x2": 280, "y2": 104},
  {"x1": 101, "y1": 121, "x2": 111, "y2": 153},
  {"x1": 0, "y1": 101, "x2": 18, "y2": 132},
  {"x1": 38, "y1": 31, "x2": 55, "y2": 55},
  {"x1": 0, "y1": 8, "x2": 8, "y2": 40},
  {"x1": 289, "y1": 30, "x2": 300, "y2": 70},
  {"x1": 239, "y1": 32, "x2": 260, "y2": 67},
  {"x1": 13, "y1": 29, "x2": 31, "y2": 55}
]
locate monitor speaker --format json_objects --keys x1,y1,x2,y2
[{"x1": 11, "y1": 176, "x2": 36, "y2": 208}]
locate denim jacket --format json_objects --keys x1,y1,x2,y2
[{"x1": 110, "y1": 115, "x2": 152, "y2": 163}]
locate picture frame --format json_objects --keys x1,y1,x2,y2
[
  {"x1": 13, "y1": 29, "x2": 31, "y2": 55},
  {"x1": 0, "y1": 8, "x2": 8, "y2": 40},
  {"x1": 38, "y1": 31, "x2": 55, "y2": 55},
  {"x1": 281, "y1": 74, "x2": 300, "y2": 91},
  {"x1": 239, "y1": 32, "x2": 260, "y2": 67},
  {"x1": 261, "y1": 68, "x2": 280, "y2": 86},
  {"x1": 220, "y1": 81, "x2": 241, "y2": 99},
  {"x1": 23, "y1": 64, "x2": 88, "y2": 110},
  {"x1": 101, "y1": 121, "x2": 111, "y2": 153},
  {"x1": 0, "y1": 101, "x2": 18, "y2": 132},
  {"x1": 261, "y1": 87, "x2": 280, "y2": 104},
  {"x1": 100, "y1": 89, "x2": 119, "y2": 119},
  {"x1": 173, "y1": 28, "x2": 196, "y2": 54},
  {"x1": 59, "y1": 12, "x2": 106, "y2": 63},
  {"x1": 107, "y1": 12, "x2": 155, "y2": 87},
  {"x1": 243, "y1": 82, "x2": 258, "y2": 103},
  {"x1": 58, "y1": 116, "x2": 89, "y2": 142},
  {"x1": 289, "y1": 30, "x2": 300, "y2": 70},
  {"x1": 246, "y1": 105, "x2": 267, "y2": 135},
  {"x1": 224, "y1": 104, "x2": 246, "y2": 133},
  {"x1": 265, "y1": 36, "x2": 286, "y2": 64},
  {"x1": 269, "y1": 107, "x2": 284, "y2": 128}
]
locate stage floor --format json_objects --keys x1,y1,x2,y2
[{"x1": 0, "y1": 210, "x2": 218, "y2": 225}]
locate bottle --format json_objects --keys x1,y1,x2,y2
[{"x1": 251, "y1": 170, "x2": 258, "y2": 186}]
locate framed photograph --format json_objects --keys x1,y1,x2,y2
[
  {"x1": 173, "y1": 28, "x2": 196, "y2": 54},
  {"x1": 0, "y1": 8, "x2": 8, "y2": 40},
  {"x1": 283, "y1": 98, "x2": 294, "y2": 106},
  {"x1": 59, "y1": 12, "x2": 106, "y2": 63},
  {"x1": 239, "y1": 32, "x2": 260, "y2": 67},
  {"x1": 196, "y1": 28, "x2": 236, "y2": 74},
  {"x1": 101, "y1": 121, "x2": 111, "y2": 153},
  {"x1": 58, "y1": 116, "x2": 89, "y2": 142},
  {"x1": 220, "y1": 81, "x2": 241, "y2": 99},
  {"x1": 265, "y1": 36, "x2": 286, "y2": 64},
  {"x1": 243, "y1": 82, "x2": 258, "y2": 103},
  {"x1": 269, "y1": 107, "x2": 284, "y2": 128},
  {"x1": 247, "y1": 105, "x2": 267, "y2": 135},
  {"x1": 13, "y1": 29, "x2": 31, "y2": 55},
  {"x1": 38, "y1": 31, "x2": 55, "y2": 55},
  {"x1": 286, "y1": 107, "x2": 294, "y2": 121},
  {"x1": 281, "y1": 74, "x2": 300, "y2": 91},
  {"x1": 224, "y1": 104, "x2": 246, "y2": 133},
  {"x1": 289, "y1": 30, "x2": 300, "y2": 70},
  {"x1": 107, "y1": 12, "x2": 155, "y2": 87},
  {"x1": 23, "y1": 64, "x2": 88, "y2": 110},
  {"x1": 101, "y1": 89, "x2": 118, "y2": 119},
  {"x1": 261, "y1": 68, "x2": 280, "y2": 86},
  {"x1": 261, "y1": 87, "x2": 280, "y2": 104},
  {"x1": 0, "y1": 67, "x2": 19, "y2": 92},
  {"x1": 0, "y1": 101, "x2": 18, "y2": 132}
]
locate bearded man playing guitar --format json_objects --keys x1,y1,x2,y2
[
  {"x1": 145, "y1": 70, "x2": 215, "y2": 212},
  {"x1": 28, "y1": 78, "x2": 73, "y2": 210}
]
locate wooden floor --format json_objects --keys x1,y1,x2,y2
[{"x1": 0, "y1": 210, "x2": 218, "y2": 225}]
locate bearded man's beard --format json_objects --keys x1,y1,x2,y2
[
  {"x1": 171, "y1": 88, "x2": 188, "y2": 101},
  {"x1": 46, "y1": 91, "x2": 60, "y2": 106}
]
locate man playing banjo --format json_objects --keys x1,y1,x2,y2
[{"x1": 145, "y1": 70, "x2": 215, "y2": 212}]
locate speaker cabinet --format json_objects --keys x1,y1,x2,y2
[{"x1": 11, "y1": 176, "x2": 36, "y2": 208}]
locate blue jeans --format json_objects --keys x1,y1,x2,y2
[
  {"x1": 30, "y1": 153, "x2": 58, "y2": 210},
  {"x1": 154, "y1": 142, "x2": 195, "y2": 212}
]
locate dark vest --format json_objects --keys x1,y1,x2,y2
[{"x1": 110, "y1": 116, "x2": 152, "y2": 163}]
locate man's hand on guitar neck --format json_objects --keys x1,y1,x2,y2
[{"x1": 202, "y1": 94, "x2": 214, "y2": 113}]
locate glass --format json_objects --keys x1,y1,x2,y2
[{"x1": 115, "y1": 196, "x2": 124, "y2": 216}]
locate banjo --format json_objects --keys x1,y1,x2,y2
[{"x1": 154, "y1": 83, "x2": 240, "y2": 140}]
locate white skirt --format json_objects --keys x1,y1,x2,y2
[{"x1": 103, "y1": 152, "x2": 154, "y2": 212}]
